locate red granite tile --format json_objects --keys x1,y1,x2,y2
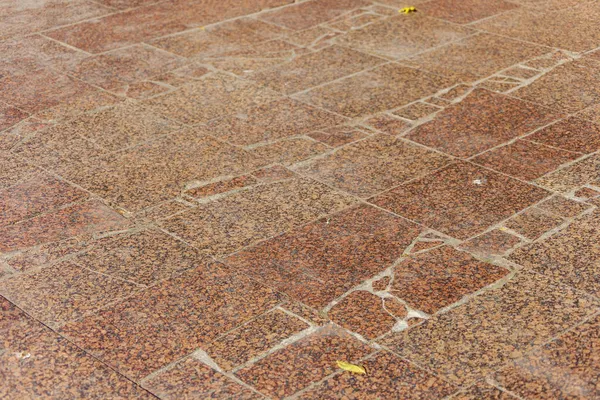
[
  {"x1": 0, "y1": 104, "x2": 29, "y2": 132},
  {"x1": 393, "y1": 101, "x2": 442, "y2": 120},
  {"x1": 459, "y1": 229, "x2": 521, "y2": 257},
  {"x1": 4, "y1": 237, "x2": 90, "y2": 273},
  {"x1": 251, "y1": 165, "x2": 296, "y2": 182},
  {"x1": 59, "y1": 262, "x2": 281, "y2": 379},
  {"x1": 371, "y1": 162, "x2": 550, "y2": 239},
  {"x1": 471, "y1": 140, "x2": 580, "y2": 181},
  {"x1": 0, "y1": 174, "x2": 87, "y2": 227},
  {"x1": 494, "y1": 314, "x2": 600, "y2": 399},
  {"x1": 452, "y1": 383, "x2": 518, "y2": 399},
  {"x1": 526, "y1": 117, "x2": 600, "y2": 154},
  {"x1": 504, "y1": 208, "x2": 564, "y2": 240},
  {"x1": 249, "y1": 138, "x2": 330, "y2": 165},
  {"x1": 125, "y1": 81, "x2": 171, "y2": 99},
  {"x1": 372, "y1": 276, "x2": 391, "y2": 292},
  {"x1": 298, "y1": 351, "x2": 457, "y2": 399},
  {"x1": 186, "y1": 175, "x2": 258, "y2": 199},
  {"x1": 0, "y1": 261, "x2": 140, "y2": 328},
  {"x1": 0, "y1": 200, "x2": 129, "y2": 252},
  {"x1": 535, "y1": 153, "x2": 600, "y2": 194},
  {"x1": 224, "y1": 204, "x2": 421, "y2": 308},
  {"x1": 235, "y1": 325, "x2": 373, "y2": 398},
  {"x1": 327, "y1": 11, "x2": 384, "y2": 31},
  {"x1": 207, "y1": 98, "x2": 347, "y2": 146},
  {"x1": 419, "y1": 0, "x2": 517, "y2": 23},
  {"x1": 0, "y1": 153, "x2": 40, "y2": 191},
  {"x1": 143, "y1": 358, "x2": 262, "y2": 399},
  {"x1": 406, "y1": 89, "x2": 562, "y2": 158},
  {"x1": 307, "y1": 126, "x2": 371, "y2": 147},
  {"x1": 390, "y1": 246, "x2": 508, "y2": 314},
  {"x1": 259, "y1": 0, "x2": 369, "y2": 30},
  {"x1": 575, "y1": 187, "x2": 600, "y2": 201},
  {"x1": 297, "y1": 63, "x2": 459, "y2": 118},
  {"x1": 208, "y1": 309, "x2": 309, "y2": 370},
  {"x1": 295, "y1": 135, "x2": 451, "y2": 197},
  {"x1": 0, "y1": 298, "x2": 151, "y2": 399},
  {"x1": 502, "y1": 65, "x2": 540, "y2": 80},
  {"x1": 328, "y1": 291, "x2": 398, "y2": 339},
  {"x1": 364, "y1": 114, "x2": 411, "y2": 135},
  {"x1": 336, "y1": 14, "x2": 472, "y2": 59}
]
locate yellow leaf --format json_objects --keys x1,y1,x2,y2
[
  {"x1": 399, "y1": 6, "x2": 417, "y2": 14},
  {"x1": 336, "y1": 360, "x2": 367, "y2": 375}
]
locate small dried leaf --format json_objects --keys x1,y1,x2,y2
[{"x1": 336, "y1": 360, "x2": 367, "y2": 374}]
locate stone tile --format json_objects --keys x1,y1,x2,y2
[
  {"x1": 146, "y1": 73, "x2": 281, "y2": 124},
  {"x1": 208, "y1": 309, "x2": 309, "y2": 370},
  {"x1": 46, "y1": 0, "x2": 293, "y2": 53},
  {"x1": 471, "y1": 140, "x2": 580, "y2": 181},
  {"x1": 535, "y1": 154, "x2": 600, "y2": 193},
  {"x1": 0, "y1": 174, "x2": 88, "y2": 227},
  {"x1": 0, "y1": 200, "x2": 128, "y2": 252},
  {"x1": 328, "y1": 290, "x2": 398, "y2": 339},
  {"x1": 405, "y1": 89, "x2": 562, "y2": 158},
  {"x1": 249, "y1": 45, "x2": 385, "y2": 95},
  {"x1": 393, "y1": 101, "x2": 441, "y2": 120},
  {"x1": 295, "y1": 135, "x2": 451, "y2": 197},
  {"x1": 391, "y1": 246, "x2": 508, "y2": 314},
  {"x1": 474, "y1": 3, "x2": 600, "y2": 52},
  {"x1": 363, "y1": 114, "x2": 411, "y2": 135},
  {"x1": 143, "y1": 358, "x2": 262, "y2": 399},
  {"x1": 407, "y1": 32, "x2": 548, "y2": 83},
  {"x1": 224, "y1": 204, "x2": 421, "y2": 308},
  {"x1": 0, "y1": 153, "x2": 39, "y2": 191},
  {"x1": 526, "y1": 117, "x2": 600, "y2": 154},
  {"x1": 249, "y1": 138, "x2": 330, "y2": 165},
  {"x1": 74, "y1": 229, "x2": 205, "y2": 286},
  {"x1": 186, "y1": 175, "x2": 257, "y2": 199},
  {"x1": 59, "y1": 262, "x2": 281, "y2": 379},
  {"x1": 575, "y1": 187, "x2": 600, "y2": 201},
  {"x1": 419, "y1": 0, "x2": 518, "y2": 24},
  {"x1": 336, "y1": 14, "x2": 472, "y2": 59},
  {"x1": 502, "y1": 65, "x2": 540, "y2": 80},
  {"x1": 371, "y1": 162, "x2": 550, "y2": 239},
  {"x1": 296, "y1": 63, "x2": 457, "y2": 117},
  {"x1": 384, "y1": 271, "x2": 600, "y2": 386},
  {"x1": 0, "y1": 68, "x2": 113, "y2": 114},
  {"x1": 70, "y1": 45, "x2": 184, "y2": 95},
  {"x1": 298, "y1": 351, "x2": 457, "y2": 399},
  {"x1": 0, "y1": 104, "x2": 28, "y2": 132},
  {"x1": 251, "y1": 165, "x2": 296, "y2": 183},
  {"x1": 505, "y1": 208, "x2": 564, "y2": 240},
  {"x1": 451, "y1": 383, "x2": 518, "y2": 399},
  {"x1": 284, "y1": 25, "x2": 338, "y2": 47},
  {"x1": 0, "y1": 0, "x2": 111, "y2": 40},
  {"x1": 577, "y1": 103, "x2": 600, "y2": 124},
  {"x1": 161, "y1": 177, "x2": 355, "y2": 257},
  {"x1": 258, "y1": 0, "x2": 369, "y2": 30},
  {"x1": 4, "y1": 237, "x2": 90, "y2": 273},
  {"x1": 509, "y1": 209, "x2": 600, "y2": 296},
  {"x1": 235, "y1": 325, "x2": 373, "y2": 398},
  {"x1": 125, "y1": 81, "x2": 171, "y2": 99},
  {"x1": 0, "y1": 261, "x2": 139, "y2": 328},
  {"x1": 95, "y1": 0, "x2": 161, "y2": 8},
  {"x1": 459, "y1": 229, "x2": 521, "y2": 256},
  {"x1": 307, "y1": 125, "x2": 370, "y2": 147},
  {"x1": 494, "y1": 314, "x2": 600, "y2": 399},
  {"x1": 513, "y1": 58, "x2": 600, "y2": 113},
  {"x1": 0, "y1": 299, "x2": 151, "y2": 399},
  {"x1": 207, "y1": 98, "x2": 347, "y2": 146}
]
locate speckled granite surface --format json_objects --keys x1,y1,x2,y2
[{"x1": 2, "y1": 0, "x2": 600, "y2": 398}]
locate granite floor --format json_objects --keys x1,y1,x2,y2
[{"x1": 2, "y1": 0, "x2": 600, "y2": 398}]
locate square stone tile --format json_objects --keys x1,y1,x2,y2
[
  {"x1": 577, "y1": 103, "x2": 600, "y2": 124},
  {"x1": 249, "y1": 138, "x2": 330, "y2": 165},
  {"x1": 251, "y1": 165, "x2": 296, "y2": 182},
  {"x1": 0, "y1": 153, "x2": 40, "y2": 191},
  {"x1": 73, "y1": 229, "x2": 205, "y2": 286},
  {"x1": 235, "y1": 325, "x2": 373, "y2": 398},
  {"x1": 384, "y1": 271, "x2": 600, "y2": 386},
  {"x1": 537, "y1": 195, "x2": 591, "y2": 218},
  {"x1": 390, "y1": 246, "x2": 508, "y2": 314},
  {"x1": 513, "y1": 58, "x2": 600, "y2": 113},
  {"x1": 370, "y1": 162, "x2": 550, "y2": 239},
  {"x1": 0, "y1": 200, "x2": 129, "y2": 252},
  {"x1": 307, "y1": 125, "x2": 371, "y2": 147},
  {"x1": 405, "y1": 89, "x2": 562, "y2": 158},
  {"x1": 363, "y1": 114, "x2": 411, "y2": 135},
  {"x1": 207, "y1": 98, "x2": 347, "y2": 146},
  {"x1": 419, "y1": 0, "x2": 518, "y2": 24},
  {"x1": 143, "y1": 358, "x2": 262, "y2": 399},
  {"x1": 0, "y1": 299, "x2": 151, "y2": 399},
  {"x1": 224, "y1": 204, "x2": 422, "y2": 308},
  {"x1": 526, "y1": 117, "x2": 600, "y2": 154},
  {"x1": 494, "y1": 314, "x2": 600, "y2": 399},
  {"x1": 160, "y1": 177, "x2": 356, "y2": 257},
  {"x1": 504, "y1": 208, "x2": 564, "y2": 240},
  {"x1": 328, "y1": 290, "x2": 399, "y2": 339},
  {"x1": 4, "y1": 237, "x2": 90, "y2": 273},
  {"x1": 510, "y1": 209, "x2": 600, "y2": 296},
  {"x1": 298, "y1": 351, "x2": 457, "y2": 399},
  {"x1": 0, "y1": 104, "x2": 28, "y2": 132},
  {"x1": 471, "y1": 140, "x2": 581, "y2": 181},
  {"x1": 0, "y1": 261, "x2": 140, "y2": 328},
  {"x1": 208, "y1": 309, "x2": 309, "y2": 370},
  {"x1": 458, "y1": 229, "x2": 522, "y2": 257},
  {"x1": 393, "y1": 101, "x2": 442, "y2": 120},
  {"x1": 258, "y1": 0, "x2": 369, "y2": 30},
  {"x1": 146, "y1": 73, "x2": 281, "y2": 124},
  {"x1": 336, "y1": 14, "x2": 472, "y2": 59},
  {"x1": 451, "y1": 384, "x2": 518, "y2": 399},
  {"x1": 296, "y1": 63, "x2": 457, "y2": 117},
  {"x1": 186, "y1": 175, "x2": 258, "y2": 199},
  {"x1": 249, "y1": 45, "x2": 384, "y2": 95},
  {"x1": 0, "y1": 174, "x2": 88, "y2": 227},
  {"x1": 70, "y1": 45, "x2": 185, "y2": 95},
  {"x1": 294, "y1": 135, "x2": 451, "y2": 197},
  {"x1": 535, "y1": 154, "x2": 600, "y2": 193},
  {"x1": 59, "y1": 262, "x2": 281, "y2": 379},
  {"x1": 474, "y1": 2, "x2": 600, "y2": 52},
  {"x1": 405, "y1": 33, "x2": 549, "y2": 83}
]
